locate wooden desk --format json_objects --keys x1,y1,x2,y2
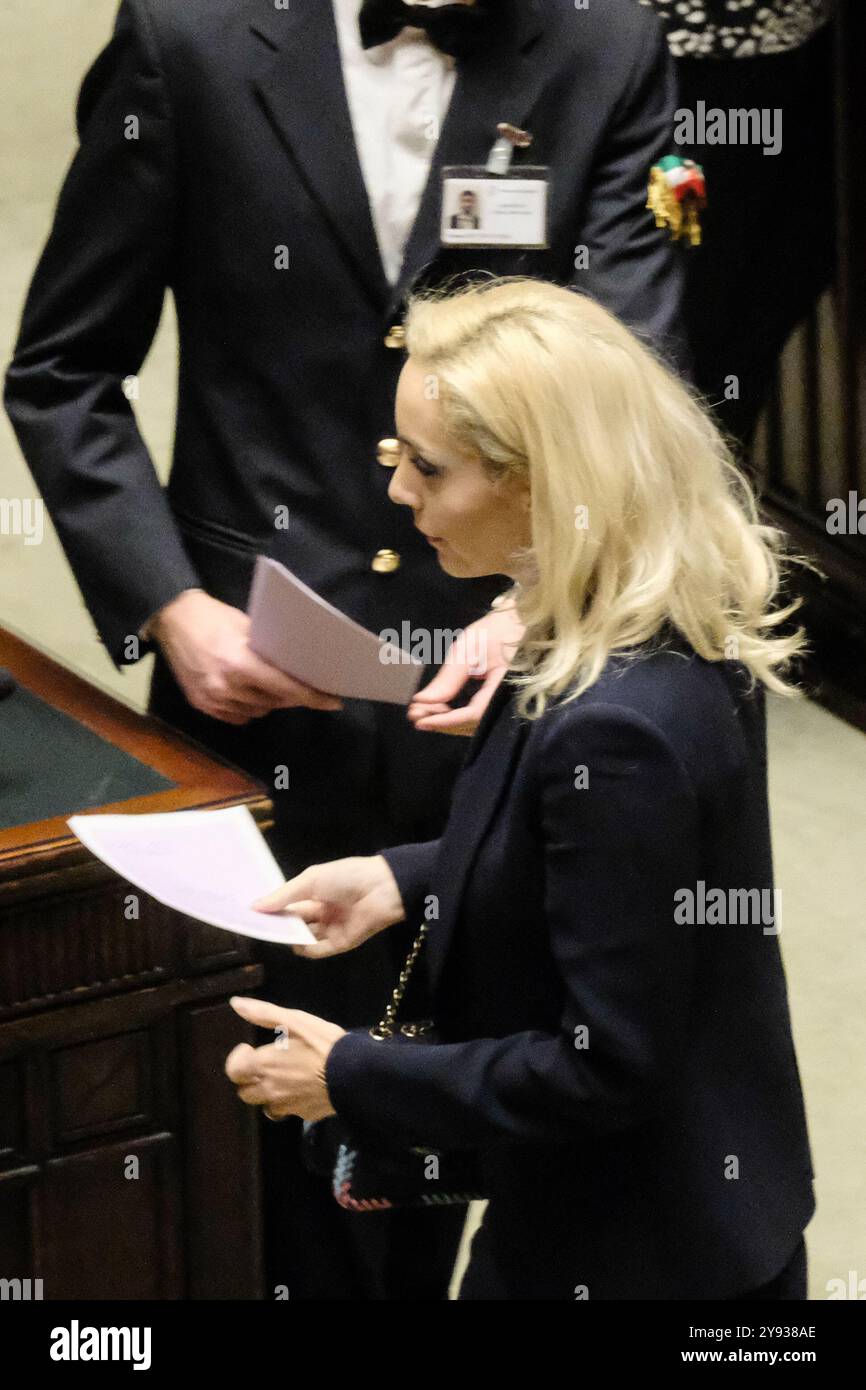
[{"x1": 0, "y1": 627, "x2": 269, "y2": 1299}]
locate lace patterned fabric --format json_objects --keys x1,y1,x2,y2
[{"x1": 638, "y1": 0, "x2": 832, "y2": 57}]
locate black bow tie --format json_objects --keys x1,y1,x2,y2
[{"x1": 358, "y1": 0, "x2": 496, "y2": 59}]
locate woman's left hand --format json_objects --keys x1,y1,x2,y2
[
  {"x1": 225, "y1": 997, "x2": 347, "y2": 1122},
  {"x1": 407, "y1": 602, "x2": 524, "y2": 734}
]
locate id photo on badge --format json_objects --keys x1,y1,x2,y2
[
  {"x1": 448, "y1": 185, "x2": 484, "y2": 232},
  {"x1": 440, "y1": 167, "x2": 550, "y2": 250}
]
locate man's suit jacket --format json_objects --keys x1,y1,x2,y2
[
  {"x1": 325, "y1": 643, "x2": 816, "y2": 1299},
  {"x1": 4, "y1": 0, "x2": 684, "y2": 832}
]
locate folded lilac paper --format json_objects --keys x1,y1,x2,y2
[
  {"x1": 68, "y1": 806, "x2": 315, "y2": 945},
  {"x1": 247, "y1": 556, "x2": 424, "y2": 705}
]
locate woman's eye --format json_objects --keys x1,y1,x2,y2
[{"x1": 406, "y1": 449, "x2": 440, "y2": 479}]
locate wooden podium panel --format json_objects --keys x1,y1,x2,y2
[{"x1": 0, "y1": 627, "x2": 271, "y2": 1299}]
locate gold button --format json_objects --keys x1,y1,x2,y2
[
  {"x1": 371, "y1": 548, "x2": 401, "y2": 574},
  {"x1": 384, "y1": 325, "x2": 406, "y2": 349},
  {"x1": 376, "y1": 437, "x2": 401, "y2": 468}
]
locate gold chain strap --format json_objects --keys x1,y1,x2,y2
[{"x1": 369, "y1": 922, "x2": 431, "y2": 1041}]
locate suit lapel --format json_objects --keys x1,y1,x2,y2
[
  {"x1": 387, "y1": 3, "x2": 547, "y2": 319},
  {"x1": 250, "y1": 0, "x2": 390, "y2": 311},
  {"x1": 250, "y1": 0, "x2": 547, "y2": 321},
  {"x1": 425, "y1": 679, "x2": 529, "y2": 993}
]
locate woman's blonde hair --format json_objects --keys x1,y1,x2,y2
[{"x1": 404, "y1": 276, "x2": 807, "y2": 719}]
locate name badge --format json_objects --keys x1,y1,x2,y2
[{"x1": 440, "y1": 165, "x2": 550, "y2": 250}]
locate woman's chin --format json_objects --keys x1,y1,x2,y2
[{"x1": 433, "y1": 543, "x2": 495, "y2": 580}]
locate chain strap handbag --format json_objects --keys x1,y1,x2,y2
[{"x1": 301, "y1": 922, "x2": 486, "y2": 1210}]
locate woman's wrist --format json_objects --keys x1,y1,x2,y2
[{"x1": 371, "y1": 853, "x2": 407, "y2": 928}]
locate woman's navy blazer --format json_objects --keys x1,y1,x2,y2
[{"x1": 325, "y1": 643, "x2": 816, "y2": 1299}]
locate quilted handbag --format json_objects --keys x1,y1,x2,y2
[{"x1": 302, "y1": 922, "x2": 485, "y2": 1210}]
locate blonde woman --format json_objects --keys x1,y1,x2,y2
[{"x1": 226, "y1": 279, "x2": 815, "y2": 1300}]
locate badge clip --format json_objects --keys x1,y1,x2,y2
[{"x1": 485, "y1": 123, "x2": 534, "y2": 176}]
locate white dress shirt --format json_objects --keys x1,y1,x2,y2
[{"x1": 333, "y1": 0, "x2": 464, "y2": 286}]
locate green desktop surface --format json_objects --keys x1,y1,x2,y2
[{"x1": 0, "y1": 680, "x2": 176, "y2": 832}]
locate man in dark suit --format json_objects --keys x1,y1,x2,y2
[{"x1": 5, "y1": 0, "x2": 684, "y2": 1299}]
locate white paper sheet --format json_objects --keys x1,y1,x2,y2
[
  {"x1": 67, "y1": 806, "x2": 316, "y2": 945},
  {"x1": 247, "y1": 555, "x2": 424, "y2": 704}
]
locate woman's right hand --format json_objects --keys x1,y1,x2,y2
[{"x1": 252, "y1": 855, "x2": 406, "y2": 958}]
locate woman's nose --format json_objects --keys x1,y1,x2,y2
[{"x1": 387, "y1": 461, "x2": 419, "y2": 511}]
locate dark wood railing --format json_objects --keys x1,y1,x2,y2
[{"x1": 751, "y1": 0, "x2": 866, "y2": 725}]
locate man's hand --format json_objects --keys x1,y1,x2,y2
[
  {"x1": 252, "y1": 854, "x2": 406, "y2": 959},
  {"x1": 150, "y1": 589, "x2": 342, "y2": 725},
  {"x1": 408, "y1": 601, "x2": 525, "y2": 735}
]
